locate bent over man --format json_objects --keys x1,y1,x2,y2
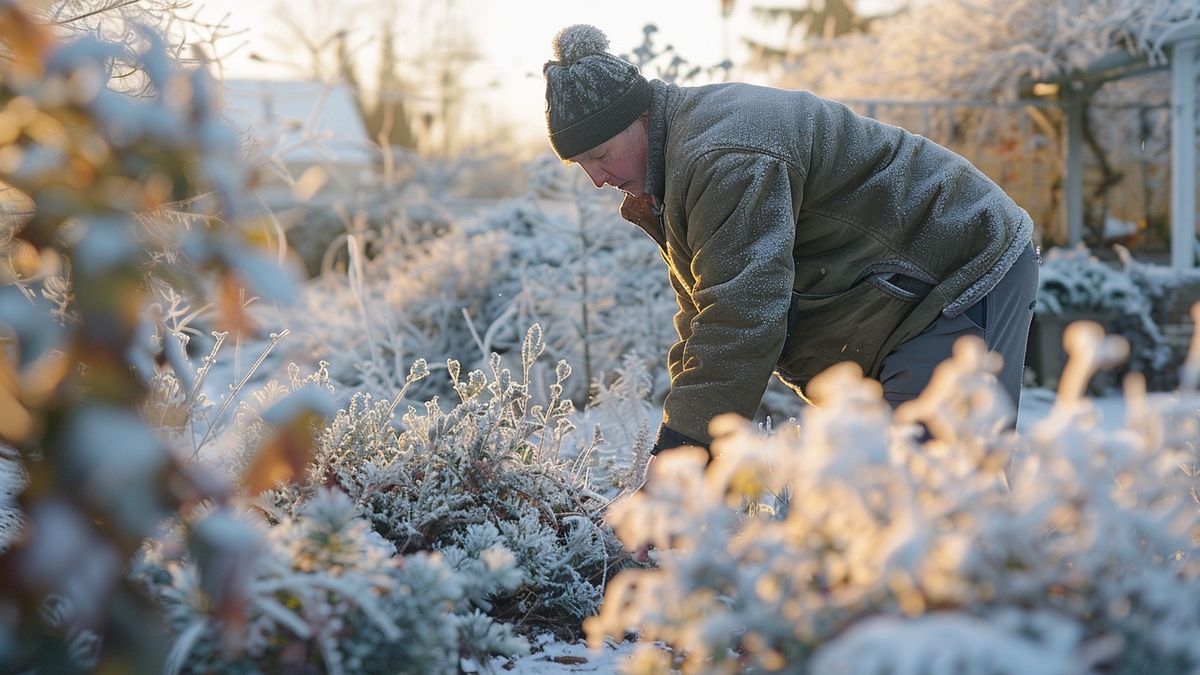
[{"x1": 542, "y1": 24, "x2": 1039, "y2": 456}]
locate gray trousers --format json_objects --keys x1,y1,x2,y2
[{"x1": 878, "y1": 243, "x2": 1040, "y2": 417}]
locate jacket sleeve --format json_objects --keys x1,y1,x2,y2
[{"x1": 661, "y1": 151, "x2": 801, "y2": 443}]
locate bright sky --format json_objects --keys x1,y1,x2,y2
[{"x1": 191, "y1": 0, "x2": 768, "y2": 152}]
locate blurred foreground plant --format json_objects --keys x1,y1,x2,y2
[
  {"x1": 0, "y1": 6, "x2": 314, "y2": 672},
  {"x1": 589, "y1": 317, "x2": 1200, "y2": 674}
]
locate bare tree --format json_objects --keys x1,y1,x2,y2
[
  {"x1": 743, "y1": 0, "x2": 901, "y2": 67},
  {"x1": 18, "y1": 1, "x2": 221, "y2": 91},
  {"x1": 368, "y1": 17, "x2": 418, "y2": 150},
  {"x1": 258, "y1": 0, "x2": 486, "y2": 157}
]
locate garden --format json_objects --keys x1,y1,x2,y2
[{"x1": 2, "y1": 1, "x2": 1200, "y2": 673}]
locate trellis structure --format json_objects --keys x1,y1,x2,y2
[
  {"x1": 1165, "y1": 23, "x2": 1199, "y2": 269},
  {"x1": 1030, "y1": 19, "x2": 1200, "y2": 269}
]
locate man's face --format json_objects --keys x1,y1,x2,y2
[{"x1": 571, "y1": 117, "x2": 648, "y2": 198}]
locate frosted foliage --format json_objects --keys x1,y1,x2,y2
[
  {"x1": 140, "y1": 489, "x2": 527, "y2": 674},
  {"x1": 0, "y1": 451, "x2": 26, "y2": 553},
  {"x1": 561, "y1": 352, "x2": 657, "y2": 498},
  {"x1": 301, "y1": 327, "x2": 628, "y2": 632},
  {"x1": 1037, "y1": 246, "x2": 1146, "y2": 316},
  {"x1": 282, "y1": 223, "x2": 512, "y2": 403},
  {"x1": 276, "y1": 156, "x2": 675, "y2": 410},
  {"x1": 778, "y1": 0, "x2": 1198, "y2": 102},
  {"x1": 589, "y1": 332, "x2": 1200, "y2": 673},
  {"x1": 1037, "y1": 246, "x2": 1172, "y2": 373},
  {"x1": 810, "y1": 611, "x2": 1083, "y2": 675},
  {"x1": 0, "y1": 11, "x2": 304, "y2": 671}
]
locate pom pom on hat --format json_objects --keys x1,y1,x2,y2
[
  {"x1": 543, "y1": 24, "x2": 652, "y2": 160},
  {"x1": 551, "y1": 24, "x2": 610, "y2": 63}
]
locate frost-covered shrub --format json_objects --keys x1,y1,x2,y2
[
  {"x1": 1113, "y1": 245, "x2": 1200, "y2": 387},
  {"x1": 1037, "y1": 247, "x2": 1144, "y2": 316},
  {"x1": 273, "y1": 158, "x2": 677, "y2": 415},
  {"x1": 1037, "y1": 245, "x2": 1172, "y2": 378},
  {"x1": 297, "y1": 326, "x2": 630, "y2": 635},
  {"x1": 140, "y1": 488, "x2": 528, "y2": 675},
  {"x1": 282, "y1": 215, "x2": 514, "y2": 404},
  {"x1": 588, "y1": 322, "x2": 1200, "y2": 674}
]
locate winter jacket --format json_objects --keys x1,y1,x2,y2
[{"x1": 636, "y1": 80, "x2": 1034, "y2": 447}]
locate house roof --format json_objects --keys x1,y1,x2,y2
[{"x1": 220, "y1": 79, "x2": 378, "y2": 168}]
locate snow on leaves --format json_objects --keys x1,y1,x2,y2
[{"x1": 589, "y1": 332, "x2": 1200, "y2": 674}]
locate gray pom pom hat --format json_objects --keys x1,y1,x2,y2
[{"x1": 543, "y1": 24, "x2": 653, "y2": 160}]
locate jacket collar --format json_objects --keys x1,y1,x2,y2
[{"x1": 645, "y1": 80, "x2": 671, "y2": 203}]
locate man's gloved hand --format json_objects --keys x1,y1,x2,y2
[{"x1": 651, "y1": 425, "x2": 708, "y2": 458}]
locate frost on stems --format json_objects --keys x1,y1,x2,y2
[
  {"x1": 303, "y1": 332, "x2": 628, "y2": 636},
  {"x1": 274, "y1": 156, "x2": 678, "y2": 414},
  {"x1": 589, "y1": 327, "x2": 1200, "y2": 674}
]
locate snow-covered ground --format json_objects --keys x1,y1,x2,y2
[
  {"x1": 496, "y1": 636, "x2": 639, "y2": 673},
  {"x1": 1015, "y1": 386, "x2": 1128, "y2": 433}
]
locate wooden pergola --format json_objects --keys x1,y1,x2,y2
[{"x1": 1030, "y1": 21, "x2": 1200, "y2": 269}]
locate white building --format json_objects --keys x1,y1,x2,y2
[{"x1": 219, "y1": 79, "x2": 380, "y2": 208}]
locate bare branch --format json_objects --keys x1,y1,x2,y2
[{"x1": 53, "y1": 0, "x2": 144, "y2": 26}]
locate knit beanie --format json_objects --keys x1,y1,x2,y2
[{"x1": 543, "y1": 25, "x2": 652, "y2": 160}]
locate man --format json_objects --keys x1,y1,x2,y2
[{"x1": 543, "y1": 24, "x2": 1039, "y2": 456}]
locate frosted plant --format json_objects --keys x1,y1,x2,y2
[
  {"x1": 0, "y1": 446, "x2": 25, "y2": 554},
  {"x1": 277, "y1": 212, "x2": 516, "y2": 405},
  {"x1": 588, "y1": 323, "x2": 1200, "y2": 673},
  {"x1": 33, "y1": 2, "x2": 208, "y2": 93},
  {"x1": 762, "y1": 0, "x2": 1186, "y2": 240},
  {"x1": 564, "y1": 352, "x2": 657, "y2": 497},
  {"x1": 301, "y1": 325, "x2": 628, "y2": 634},
  {"x1": 493, "y1": 191, "x2": 677, "y2": 406},
  {"x1": 773, "y1": 0, "x2": 1196, "y2": 103},
  {"x1": 1037, "y1": 247, "x2": 1145, "y2": 316},
  {"x1": 269, "y1": 129, "x2": 676, "y2": 414},
  {"x1": 0, "y1": 10, "x2": 314, "y2": 671},
  {"x1": 140, "y1": 488, "x2": 528, "y2": 674},
  {"x1": 1037, "y1": 245, "x2": 1172, "y2": 378},
  {"x1": 212, "y1": 359, "x2": 338, "y2": 486},
  {"x1": 808, "y1": 610, "x2": 1086, "y2": 675}
]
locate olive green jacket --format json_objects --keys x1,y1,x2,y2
[{"x1": 638, "y1": 81, "x2": 1034, "y2": 444}]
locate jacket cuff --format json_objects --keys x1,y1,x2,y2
[{"x1": 652, "y1": 425, "x2": 709, "y2": 456}]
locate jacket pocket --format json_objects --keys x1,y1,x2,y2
[
  {"x1": 867, "y1": 272, "x2": 935, "y2": 302},
  {"x1": 778, "y1": 277, "x2": 924, "y2": 388}
]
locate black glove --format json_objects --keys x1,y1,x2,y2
[{"x1": 652, "y1": 425, "x2": 709, "y2": 458}]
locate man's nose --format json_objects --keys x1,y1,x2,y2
[{"x1": 581, "y1": 166, "x2": 607, "y2": 189}]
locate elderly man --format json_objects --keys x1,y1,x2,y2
[{"x1": 542, "y1": 24, "x2": 1039, "y2": 456}]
